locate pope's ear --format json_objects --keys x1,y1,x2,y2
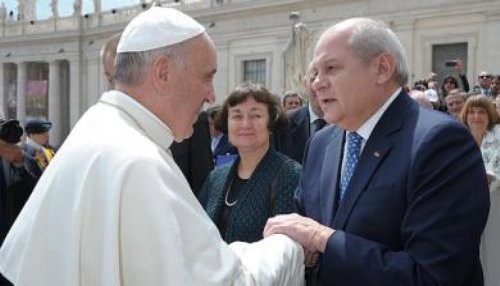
[{"x1": 153, "y1": 55, "x2": 170, "y2": 84}]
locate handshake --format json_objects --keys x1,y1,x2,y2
[{"x1": 264, "y1": 213, "x2": 335, "y2": 267}]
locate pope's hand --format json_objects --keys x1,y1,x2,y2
[{"x1": 263, "y1": 213, "x2": 334, "y2": 253}]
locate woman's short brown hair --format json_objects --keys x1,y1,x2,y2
[
  {"x1": 459, "y1": 95, "x2": 499, "y2": 131},
  {"x1": 215, "y1": 83, "x2": 288, "y2": 134}
]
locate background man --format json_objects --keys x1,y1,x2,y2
[
  {"x1": 444, "y1": 89, "x2": 466, "y2": 119},
  {"x1": 473, "y1": 71, "x2": 494, "y2": 97},
  {"x1": 0, "y1": 7, "x2": 303, "y2": 285},
  {"x1": 274, "y1": 62, "x2": 326, "y2": 163},
  {"x1": 282, "y1": 91, "x2": 303, "y2": 111},
  {"x1": 100, "y1": 32, "x2": 121, "y2": 89},
  {"x1": 0, "y1": 119, "x2": 36, "y2": 245},
  {"x1": 265, "y1": 17, "x2": 489, "y2": 285},
  {"x1": 22, "y1": 118, "x2": 56, "y2": 178}
]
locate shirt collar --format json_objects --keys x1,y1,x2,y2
[
  {"x1": 308, "y1": 104, "x2": 321, "y2": 124},
  {"x1": 99, "y1": 90, "x2": 174, "y2": 150}
]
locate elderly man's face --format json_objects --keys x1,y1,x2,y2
[
  {"x1": 312, "y1": 27, "x2": 383, "y2": 131},
  {"x1": 478, "y1": 73, "x2": 492, "y2": 89},
  {"x1": 169, "y1": 35, "x2": 217, "y2": 141}
]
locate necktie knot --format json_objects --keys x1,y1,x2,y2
[{"x1": 340, "y1": 132, "x2": 362, "y2": 201}]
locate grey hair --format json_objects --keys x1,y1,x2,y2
[
  {"x1": 114, "y1": 42, "x2": 186, "y2": 87},
  {"x1": 346, "y1": 18, "x2": 409, "y2": 86}
]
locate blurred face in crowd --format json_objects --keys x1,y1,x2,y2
[
  {"x1": 492, "y1": 77, "x2": 500, "y2": 96},
  {"x1": 443, "y1": 78, "x2": 457, "y2": 93},
  {"x1": 228, "y1": 97, "x2": 270, "y2": 154},
  {"x1": 466, "y1": 106, "x2": 489, "y2": 134},
  {"x1": 478, "y1": 73, "x2": 492, "y2": 89},
  {"x1": 427, "y1": 81, "x2": 439, "y2": 91},
  {"x1": 30, "y1": 132, "x2": 50, "y2": 146},
  {"x1": 284, "y1": 96, "x2": 302, "y2": 111},
  {"x1": 445, "y1": 92, "x2": 465, "y2": 118}
]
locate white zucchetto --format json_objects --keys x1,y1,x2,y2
[{"x1": 117, "y1": 7, "x2": 205, "y2": 53}]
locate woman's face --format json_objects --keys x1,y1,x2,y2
[
  {"x1": 443, "y1": 79, "x2": 456, "y2": 92},
  {"x1": 467, "y1": 106, "x2": 489, "y2": 132},
  {"x1": 228, "y1": 97, "x2": 271, "y2": 153}
]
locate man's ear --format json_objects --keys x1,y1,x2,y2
[{"x1": 374, "y1": 53, "x2": 396, "y2": 85}]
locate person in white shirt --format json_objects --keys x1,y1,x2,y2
[{"x1": 0, "y1": 7, "x2": 304, "y2": 286}]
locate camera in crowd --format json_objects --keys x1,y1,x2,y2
[{"x1": 0, "y1": 119, "x2": 23, "y2": 144}]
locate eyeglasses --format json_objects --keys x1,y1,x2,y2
[{"x1": 479, "y1": 75, "x2": 492, "y2": 79}]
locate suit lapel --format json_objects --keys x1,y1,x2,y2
[
  {"x1": 332, "y1": 92, "x2": 408, "y2": 229},
  {"x1": 320, "y1": 129, "x2": 344, "y2": 226}
]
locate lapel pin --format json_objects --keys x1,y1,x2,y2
[{"x1": 373, "y1": 151, "x2": 380, "y2": 157}]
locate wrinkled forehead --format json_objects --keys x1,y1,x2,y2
[{"x1": 313, "y1": 26, "x2": 352, "y2": 64}]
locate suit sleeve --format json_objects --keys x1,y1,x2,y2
[{"x1": 321, "y1": 122, "x2": 489, "y2": 285}]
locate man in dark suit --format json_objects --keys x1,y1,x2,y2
[
  {"x1": 274, "y1": 62, "x2": 325, "y2": 163},
  {"x1": 265, "y1": 17, "x2": 489, "y2": 285}
]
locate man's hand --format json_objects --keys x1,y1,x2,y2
[
  {"x1": 0, "y1": 139, "x2": 25, "y2": 167},
  {"x1": 264, "y1": 213, "x2": 334, "y2": 253}
]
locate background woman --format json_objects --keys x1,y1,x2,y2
[
  {"x1": 459, "y1": 95, "x2": 500, "y2": 286},
  {"x1": 198, "y1": 83, "x2": 300, "y2": 243}
]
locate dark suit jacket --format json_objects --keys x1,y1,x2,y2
[
  {"x1": 0, "y1": 158, "x2": 37, "y2": 245},
  {"x1": 198, "y1": 148, "x2": 301, "y2": 243},
  {"x1": 274, "y1": 106, "x2": 311, "y2": 163},
  {"x1": 297, "y1": 92, "x2": 489, "y2": 285},
  {"x1": 171, "y1": 112, "x2": 214, "y2": 196}
]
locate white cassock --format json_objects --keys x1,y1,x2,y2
[
  {"x1": 0, "y1": 91, "x2": 304, "y2": 286},
  {"x1": 481, "y1": 125, "x2": 500, "y2": 286}
]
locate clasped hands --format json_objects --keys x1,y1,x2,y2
[{"x1": 263, "y1": 213, "x2": 334, "y2": 267}]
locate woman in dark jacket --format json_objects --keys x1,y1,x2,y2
[{"x1": 198, "y1": 83, "x2": 301, "y2": 243}]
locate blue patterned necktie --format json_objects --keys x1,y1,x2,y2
[{"x1": 340, "y1": 132, "x2": 363, "y2": 201}]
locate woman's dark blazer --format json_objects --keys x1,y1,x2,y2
[{"x1": 198, "y1": 148, "x2": 301, "y2": 243}]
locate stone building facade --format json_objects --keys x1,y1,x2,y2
[{"x1": 1, "y1": 0, "x2": 499, "y2": 146}]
